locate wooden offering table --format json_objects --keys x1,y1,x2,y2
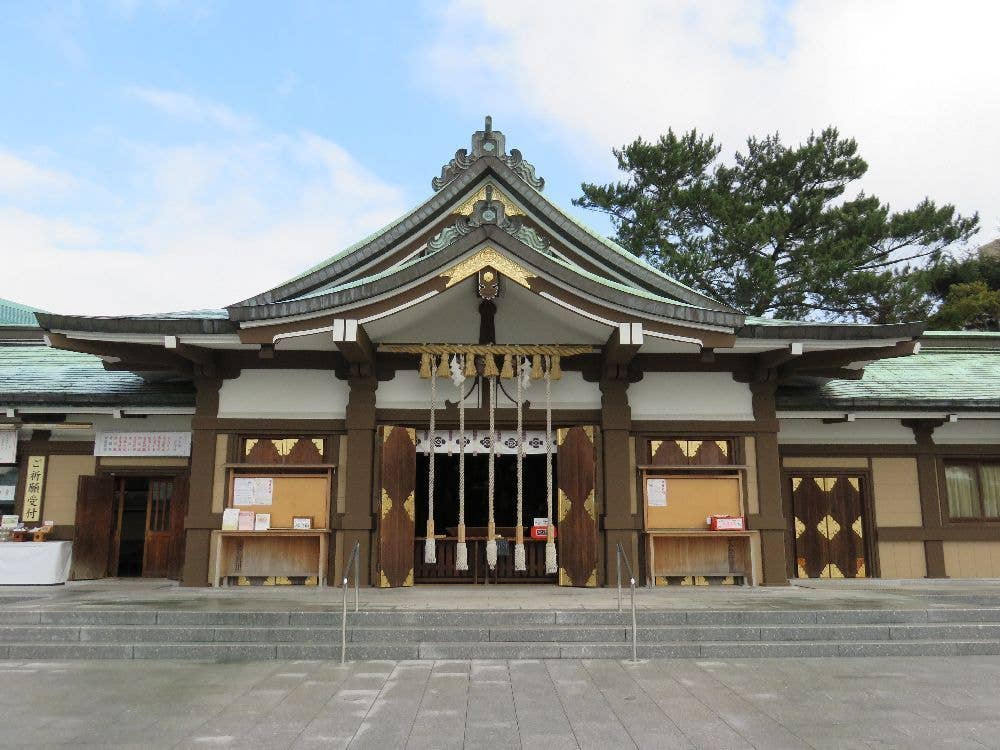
[
  {"x1": 645, "y1": 530, "x2": 761, "y2": 586},
  {"x1": 210, "y1": 530, "x2": 329, "y2": 587}
]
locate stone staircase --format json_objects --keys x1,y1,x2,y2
[{"x1": 2, "y1": 608, "x2": 1000, "y2": 660}]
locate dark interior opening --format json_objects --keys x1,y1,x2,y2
[
  {"x1": 415, "y1": 452, "x2": 557, "y2": 532},
  {"x1": 116, "y1": 478, "x2": 149, "y2": 577}
]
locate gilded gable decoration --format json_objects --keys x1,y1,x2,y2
[
  {"x1": 427, "y1": 185, "x2": 550, "y2": 254},
  {"x1": 432, "y1": 115, "x2": 545, "y2": 191},
  {"x1": 439, "y1": 246, "x2": 536, "y2": 290}
]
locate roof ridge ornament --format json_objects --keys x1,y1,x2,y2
[
  {"x1": 427, "y1": 190, "x2": 551, "y2": 255},
  {"x1": 432, "y1": 115, "x2": 545, "y2": 192}
]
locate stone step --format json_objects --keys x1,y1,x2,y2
[
  {"x1": 3, "y1": 639, "x2": 999, "y2": 660},
  {"x1": 5, "y1": 622, "x2": 1000, "y2": 647},
  {"x1": 4, "y1": 608, "x2": 1000, "y2": 627}
]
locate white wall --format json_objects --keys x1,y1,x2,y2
[
  {"x1": 376, "y1": 369, "x2": 602, "y2": 410},
  {"x1": 932, "y1": 420, "x2": 1000, "y2": 444},
  {"x1": 47, "y1": 413, "x2": 193, "y2": 442},
  {"x1": 218, "y1": 369, "x2": 349, "y2": 419},
  {"x1": 629, "y1": 372, "x2": 754, "y2": 421},
  {"x1": 778, "y1": 418, "x2": 915, "y2": 445}
]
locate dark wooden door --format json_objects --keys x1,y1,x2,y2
[
  {"x1": 71, "y1": 475, "x2": 116, "y2": 580},
  {"x1": 378, "y1": 426, "x2": 416, "y2": 587},
  {"x1": 790, "y1": 474, "x2": 869, "y2": 578},
  {"x1": 556, "y1": 426, "x2": 599, "y2": 587},
  {"x1": 142, "y1": 477, "x2": 188, "y2": 579}
]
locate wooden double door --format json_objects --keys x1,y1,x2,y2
[
  {"x1": 789, "y1": 473, "x2": 871, "y2": 579},
  {"x1": 377, "y1": 425, "x2": 600, "y2": 587},
  {"x1": 72, "y1": 474, "x2": 189, "y2": 580}
]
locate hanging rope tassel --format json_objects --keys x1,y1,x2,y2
[
  {"x1": 530, "y1": 353, "x2": 543, "y2": 380},
  {"x1": 455, "y1": 355, "x2": 468, "y2": 572},
  {"x1": 550, "y1": 354, "x2": 562, "y2": 380},
  {"x1": 436, "y1": 351, "x2": 451, "y2": 378},
  {"x1": 500, "y1": 353, "x2": 514, "y2": 379},
  {"x1": 463, "y1": 353, "x2": 477, "y2": 379},
  {"x1": 483, "y1": 353, "x2": 500, "y2": 379},
  {"x1": 486, "y1": 377, "x2": 498, "y2": 570},
  {"x1": 424, "y1": 358, "x2": 437, "y2": 564},
  {"x1": 545, "y1": 357, "x2": 558, "y2": 575},
  {"x1": 419, "y1": 352, "x2": 432, "y2": 379},
  {"x1": 514, "y1": 357, "x2": 526, "y2": 572}
]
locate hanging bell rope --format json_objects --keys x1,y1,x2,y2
[
  {"x1": 455, "y1": 355, "x2": 468, "y2": 572},
  {"x1": 545, "y1": 356, "x2": 557, "y2": 575},
  {"x1": 485, "y1": 376, "x2": 498, "y2": 570},
  {"x1": 424, "y1": 357, "x2": 437, "y2": 565},
  {"x1": 514, "y1": 357, "x2": 526, "y2": 572}
]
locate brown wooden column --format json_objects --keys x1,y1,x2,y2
[
  {"x1": 905, "y1": 419, "x2": 947, "y2": 577},
  {"x1": 181, "y1": 377, "x2": 221, "y2": 586},
  {"x1": 600, "y1": 375, "x2": 637, "y2": 587},
  {"x1": 748, "y1": 380, "x2": 789, "y2": 585},
  {"x1": 340, "y1": 374, "x2": 377, "y2": 586}
]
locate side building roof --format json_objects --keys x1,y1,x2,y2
[{"x1": 777, "y1": 332, "x2": 1000, "y2": 412}]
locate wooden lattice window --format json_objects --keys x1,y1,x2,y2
[
  {"x1": 648, "y1": 438, "x2": 735, "y2": 466},
  {"x1": 240, "y1": 437, "x2": 328, "y2": 465},
  {"x1": 147, "y1": 480, "x2": 174, "y2": 533}
]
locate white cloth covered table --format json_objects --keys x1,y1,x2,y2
[{"x1": 0, "y1": 541, "x2": 72, "y2": 585}]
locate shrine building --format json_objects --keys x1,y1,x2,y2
[{"x1": 2, "y1": 118, "x2": 1000, "y2": 588}]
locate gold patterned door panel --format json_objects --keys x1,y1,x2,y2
[
  {"x1": 556, "y1": 426, "x2": 599, "y2": 587},
  {"x1": 377, "y1": 426, "x2": 417, "y2": 587},
  {"x1": 790, "y1": 474, "x2": 868, "y2": 579}
]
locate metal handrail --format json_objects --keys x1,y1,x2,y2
[
  {"x1": 340, "y1": 540, "x2": 361, "y2": 664},
  {"x1": 615, "y1": 542, "x2": 639, "y2": 663}
]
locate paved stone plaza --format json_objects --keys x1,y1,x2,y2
[{"x1": 2, "y1": 656, "x2": 1000, "y2": 748}]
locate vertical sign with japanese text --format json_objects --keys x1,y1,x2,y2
[{"x1": 22, "y1": 455, "x2": 46, "y2": 523}]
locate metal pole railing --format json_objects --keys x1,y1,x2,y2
[
  {"x1": 615, "y1": 542, "x2": 639, "y2": 663},
  {"x1": 341, "y1": 540, "x2": 361, "y2": 665}
]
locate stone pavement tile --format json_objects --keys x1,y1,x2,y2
[
  {"x1": 291, "y1": 662, "x2": 394, "y2": 748},
  {"x1": 346, "y1": 661, "x2": 433, "y2": 748},
  {"x1": 580, "y1": 659, "x2": 692, "y2": 749},
  {"x1": 508, "y1": 659, "x2": 579, "y2": 749},
  {"x1": 405, "y1": 660, "x2": 471, "y2": 749},
  {"x1": 545, "y1": 659, "x2": 638, "y2": 749},
  {"x1": 627, "y1": 661, "x2": 755, "y2": 749},
  {"x1": 461, "y1": 660, "x2": 519, "y2": 748}
]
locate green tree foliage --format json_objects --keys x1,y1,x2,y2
[
  {"x1": 925, "y1": 250, "x2": 1000, "y2": 330},
  {"x1": 576, "y1": 128, "x2": 979, "y2": 322}
]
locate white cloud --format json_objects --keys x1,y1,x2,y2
[
  {"x1": 126, "y1": 86, "x2": 253, "y2": 131},
  {"x1": 1, "y1": 121, "x2": 407, "y2": 315},
  {"x1": 0, "y1": 150, "x2": 76, "y2": 194},
  {"x1": 426, "y1": 0, "x2": 1000, "y2": 243}
]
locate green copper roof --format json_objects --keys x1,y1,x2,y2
[
  {"x1": 777, "y1": 334, "x2": 1000, "y2": 411},
  {"x1": 0, "y1": 298, "x2": 43, "y2": 328},
  {"x1": 0, "y1": 344, "x2": 194, "y2": 407}
]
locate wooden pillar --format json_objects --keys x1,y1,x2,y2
[
  {"x1": 905, "y1": 419, "x2": 947, "y2": 577},
  {"x1": 181, "y1": 377, "x2": 221, "y2": 587},
  {"x1": 341, "y1": 374, "x2": 377, "y2": 586},
  {"x1": 748, "y1": 380, "x2": 789, "y2": 585},
  {"x1": 600, "y1": 376, "x2": 637, "y2": 587}
]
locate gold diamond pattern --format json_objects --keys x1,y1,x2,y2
[
  {"x1": 794, "y1": 517, "x2": 806, "y2": 539},
  {"x1": 403, "y1": 491, "x2": 415, "y2": 522},
  {"x1": 715, "y1": 440, "x2": 729, "y2": 457},
  {"x1": 817, "y1": 514, "x2": 841, "y2": 540},
  {"x1": 852, "y1": 516, "x2": 863, "y2": 539}
]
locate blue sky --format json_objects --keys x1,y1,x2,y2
[{"x1": 1, "y1": 1, "x2": 996, "y2": 315}]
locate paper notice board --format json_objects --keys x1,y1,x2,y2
[
  {"x1": 646, "y1": 478, "x2": 668, "y2": 507},
  {"x1": 233, "y1": 477, "x2": 274, "y2": 505},
  {"x1": 229, "y1": 473, "x2": 330, "y2": 529},
  {"x1": 644, "y1": 474, "x2": 741, "y2": 529}
]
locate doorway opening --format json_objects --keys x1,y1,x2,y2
[
  {"x1": 110, "y1": 476, "x2": 184, "y2": 578},
  {"x1": 413, "y1": 452, "x2": 558, "y2": 583}
]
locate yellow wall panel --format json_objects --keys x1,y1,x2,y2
[
  {"x1": 211, "y1": 434, "x2": 229, "y2": 514},
  {"x1": 871, "y1": 458, "x2": 922, "y2": 527},
  {"x1": 943, "y1": 542, "x2": 1000, "y2": 578},
  {"x1": 44, "y1": 454, "x2": 97, "y2": 525},
  {"x1": 744, "y1": 436, "x2": 759, "y2": 514},
  {"x1": 878, "y1": 541, "x2": 926, "y2": 579}
]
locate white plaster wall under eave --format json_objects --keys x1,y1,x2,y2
[
  {"x1": 932, "y1": 420, "x2": 1000, "y2": 444},
  {"x1": 629, "y1": 372, "x2": 754, "y2": 421},
  {"x1": 376, "y1": 370, "x2": 602, "y2": 410},
  {"x1": 218, "y1": 370, "x2": 348, "y2": 419},
  {"x1": 777, "y1": 418, "x2": 916, "y2": 445}
]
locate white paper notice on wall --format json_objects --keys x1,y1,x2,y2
[
  {"x1": 233, "y1": 477, "x2": 274, "y2": 505},
  {"x1": 94, "y1": 431, "x2": 191, "y2": 457},
  {"x1": 0, "y1": 430, "x2": 16, "y2": 464},
  {"x1": 646, "y1": 478, "x2": 668, "y2": 507}
]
